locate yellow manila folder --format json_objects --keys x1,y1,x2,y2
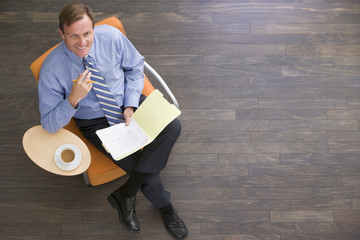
[{"x1": 95, "y1": 89, "x2": 181, "y2": 160}]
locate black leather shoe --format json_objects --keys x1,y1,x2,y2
[
  {"x1": 108, "y1": 190, "x2": 140, "y2": 233},
  {"x1": 161, "y1": 210, "x2": 188, "y2": 239}
]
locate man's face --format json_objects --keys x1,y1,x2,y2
[{"x1": 59, "y1": 14, "x2": 94, "y2": 58}]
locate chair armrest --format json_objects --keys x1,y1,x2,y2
[{"x1": 144, "y1": 61, "x2": 179, "y2": 108}]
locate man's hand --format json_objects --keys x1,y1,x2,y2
[
  {"x1": 68, "y1": 70, "x2": 93, "y2": 108},
  {"x1": 123, "y1": 107, "x2": 134, "y2": 126}
]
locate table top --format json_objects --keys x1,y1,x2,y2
[{"x1": 22, "y1": 125, "x2": 91, "y2": 176}]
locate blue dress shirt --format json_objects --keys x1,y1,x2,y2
[{"x1": 39, "y1": 25, "x2": 145, "y2": 133}]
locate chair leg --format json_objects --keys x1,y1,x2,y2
[{"x1": 83, "y1": 171, "x2": 90, "y2": 186}]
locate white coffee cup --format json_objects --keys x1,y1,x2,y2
[{"x1": 54, "y1": 144, "x2": 82, "y2": 171}]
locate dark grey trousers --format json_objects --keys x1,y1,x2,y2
[{"x1": 74, "y1": 96, "x2": 181, "y2": 208}]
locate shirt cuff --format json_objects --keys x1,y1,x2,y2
[
  {"x1": 61, "y1": 98, "x2": 78, "y2": 117},
  {"x1": 124, "y1": 94, "x2": 141, "y2": 109}
]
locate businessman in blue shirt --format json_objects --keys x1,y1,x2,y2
[{"x1": 38, "y1": 3, "x2": 187, "y2": 239}]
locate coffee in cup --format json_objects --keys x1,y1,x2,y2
[{"x1": 60, "y1": 149, "x2": 75, "y2": 163}]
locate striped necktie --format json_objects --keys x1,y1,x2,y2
[{"x1": 83, "y1": 56, "x2": 124, "y2": 126}]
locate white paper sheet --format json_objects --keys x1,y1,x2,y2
[{"x1": 96, "y1": 118, "x2": 149, "y2": 160}]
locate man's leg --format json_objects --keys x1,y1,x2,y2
[
  {"x1": 139, "y1": 173, "x2": 170, "y2": 208},
  {"x1": 140, "y1": 173, "x2": 188, "y2": 240},
  {"x1": 134, "y1": 118, "x2": 182, "y2": 173},
  {"x1": 135, "y1": 119, "x2": 187, "y2": 240},
  {"x1": 107, "y1": 118, "x2": 185, "y2": 237},
  {"x1": 105, "y1": 118, "x2": 187, "y2": 239},
  {"x1": 75, "y1": 112, "x2": 187, "y2": 238},
  {"x1": 75, "y1": 117, "x2": 143, "y2": 233}
]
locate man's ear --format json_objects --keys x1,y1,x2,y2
[{"x1": 58, "y1": 28, "x2": 65, "y2": 40}]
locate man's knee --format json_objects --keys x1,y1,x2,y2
[{"x1": 165, "y1": 118, "x2": 181, "y2": 137}]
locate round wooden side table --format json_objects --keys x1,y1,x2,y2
[{"x1": 23, "y1": 125, "x2": 91, "y2": 176}]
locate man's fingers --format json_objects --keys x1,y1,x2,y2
[
  {"x1": 78, "y1": 70, "x2": 90, "y2": 83},
  {"x1": 125, "y1": 117, "x2": 131, "y2": 126},
  {"x1": 85, "y1": 71, "x2": 92, "y2": 80},
  {"x1": 124, "y1": 107, "x2": 134, "y2": 126},
  {"x1": 124, "y1": 113, "x2": 132, "y2": 126}
]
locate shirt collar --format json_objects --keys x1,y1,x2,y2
[{"x1": 87, "y1": 39, "x2": 96, "y2": 61}]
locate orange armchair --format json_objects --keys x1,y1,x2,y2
[{"x1": 30, "y1": 17, "x2": 178, "y2": 186}]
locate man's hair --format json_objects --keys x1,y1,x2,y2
[{"x1": 59, "y1": 3, "x2": 95, "y2": 33}]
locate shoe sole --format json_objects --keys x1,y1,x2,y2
[{"x1": 107, "y1": 194, "x2": 140, "y2": 234}]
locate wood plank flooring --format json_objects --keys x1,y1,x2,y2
[{"x1": 1, "y1": 0, "x2": 360, "y2": 239}]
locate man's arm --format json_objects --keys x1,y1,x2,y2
[
  {"x1": 117, "y1": 32, "x2": 145, "y2": 109},
  {"x1": 39, "y1": 70, "x2": 92, "y2": 133},
  {"x1": 119, "y1": 32, "x2": 145, "y2": 125}
]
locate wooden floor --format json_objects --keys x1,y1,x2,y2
[{"x1": 1, "y1": 0, "x2": 360, "y2": 239}]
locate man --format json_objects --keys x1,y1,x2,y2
[{"x1": 38, "y1": 3, "x2": 187, "y2": 239}]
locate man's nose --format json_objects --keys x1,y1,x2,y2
[{"x1": 79, "y1": 36, "x2": 86, "y2": 45}]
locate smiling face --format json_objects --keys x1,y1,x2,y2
[{"x1": 59, "y1": 14, "x2": 94, "y2": 58}]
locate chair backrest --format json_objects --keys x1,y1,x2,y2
[{"x1": 30, "y1": 17, "x2": 154, "y2": 96}]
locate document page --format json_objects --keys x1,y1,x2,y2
[{"x1": 96, "y1": 118, "x2": 149, "y2": 160}]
